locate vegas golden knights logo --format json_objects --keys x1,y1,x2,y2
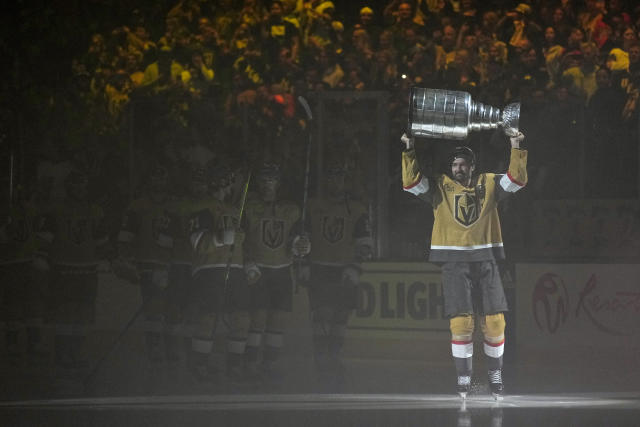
[
  {"x1": 261, "y1": 218, "x2": 284, "y2": 249},
  {"x1": 322, "y1": 216, "x2": 345, "y2": 243},
  {"x1": 454, "y1": 192, "x2": 481, "y2": 227}
]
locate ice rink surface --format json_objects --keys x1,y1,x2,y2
[{"x1": 1, "y1": 392, "x2": 640, "y2": 426}]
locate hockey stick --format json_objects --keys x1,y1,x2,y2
[
  {"x1": 83, "y1": 301, "x2": 146, "y2": 387},
  {"x1": 222, "y1": 170, "x2": 252, "y2": 299},
  {"x1": 297, "y1": 96, "x2": 313, "y2": 228},
  {"x1": 293, "y1": 96, "x2": 314, "y2": 294}
]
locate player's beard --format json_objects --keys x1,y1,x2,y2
[{"x1": 454, "y1": 171, "x2": 469, "y2": 184}]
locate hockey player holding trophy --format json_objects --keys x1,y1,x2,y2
[{"x1": 401, "y1": 88, "x2": 528, "y2": 400}]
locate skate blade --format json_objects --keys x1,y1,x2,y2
[
  {"x1": 492, "y1": 393, "x2": 504, "y2": 401},
  {"x1": 458, "y1": 392, "x2": 467, "y2": 400}
]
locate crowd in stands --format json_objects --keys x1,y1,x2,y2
[
  {"x1": 65, "y1": 0, "x2": 640, "y2": 199},
  {"x1": 73, "y1": 0, "x2": 640, "y2": 127}
]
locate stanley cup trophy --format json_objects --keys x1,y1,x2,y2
[{"x1": 408, "y1": 87, "x2": 520, "y2": 140}]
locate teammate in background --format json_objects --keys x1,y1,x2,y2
[
  {"x1": 400, "y1": 131, "x2": 527, "y2": 400},
  {"x1": 165, "y1": 165, "x2": 209, "y2": 367},
  {"x1": 116, "y1": 164, "x2": 178, "y2": 365},
  {"x1": 299, "y1": 162, "x2": 373, "y2": 386},
  {"x1": 188, "y1": 160, "x2": 251, "y2": 382},
  {"x1": 242, "y1": 163, "x2": 301, "y2": 380},
  {"x1": 0, "y1": 186, "x2": 48, "y2": 366},
  {"x1": 37, "y1": 170, "x2": 108, "y2": 372}
]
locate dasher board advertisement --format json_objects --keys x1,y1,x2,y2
[
  {"x1": 348, "y1": 262, "x2": 449, "y2": 340},
  {"x1": 516, "y1": 264, "x2": 640, "y2": 349}
]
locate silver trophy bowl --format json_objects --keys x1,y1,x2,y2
[{"x1": 408, "y1": 87, "x2": 520, "y2": 140}]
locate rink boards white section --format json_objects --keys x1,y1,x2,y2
[{"x1": 81, "y1": 262, "x2": 640, "y2": 363}]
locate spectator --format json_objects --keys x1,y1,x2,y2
[
  {"x1": 104, "y1": 69, "x2": 133, "y2": 117},
  {"x1": 195, "y1": 17, "x2": 224, "y2": 53},
  {"x1": 270, "y1": 46, "x2": 303, "y2": 89},
  {"x1": 126, "y1": 26, "x2": 157, "y2": 60},
  {"x1": 344, "y1": 67, "x2": 367, "y2": 90},
  {"x1": 566, "y1": 26, "x2": 586, "y2": 51},
  {"x1": 230, "y1": 23, "x2": 261, "y2": 55},
  {"x1": 577, "y1": 0, "x2": 607, "y2": 43},
  {"x1": 561, "y1": 41, "x2": 600, "y2": 104},
  {"x1": 262, "y1": 0, "x2": 300, "y2": 63},
  {"x1": 239, "y1": 0, "x2": 267, "y2": 34},
  {"x1": 441, "y1": 48, "x2": 480, "y2": 93},
  {"x1": 124, "y1": 52, "x2": 145, "y2": 88},
  {"x1": 497, "y1": 3, "x2": 543, "y2": 51},
  {"x1": 378, "y1": 28, "x2": 399, "y2": 60},
  {"x1": 184, "y1": 51, "x2": 215, "y2": 92},
  {"x1": 210, "y1": 0, "x2": 238, "y2": 46},
  {"x1": 509, "y1": 46, "x2": 548, "y2": 99},
  {"x1": 407, "y1": 45, "x2": 438, "y2": 85},
  {"x1": 457, "y1": 0, "x2": 480, "y2": 27},
  {"x1": 369, "y1": 47, "x2": 399, "y2": 89},
  {"x1": 307, "y1": 1, "x2": 344, "y2": 52},
  {"x1": 85, "y1": 33, "x2": 109, "y2": 74},
  {"x1": 559, "y1": 0, "x2": 578, "y2": 24},
  {"x1": 349, "y1": 6, "x2": 382, "y2": 49},
  {"x1": 384, "y1": 1, "x2": 425, "y2": 39},
  {"x1": 606, "y1": 46, "x2": 630, "y2": 88},
  {"x1": 436, "y1": 24, "x2": 458, "y2": 70},
  {"x1": 620, "y1": 25, "x2": 639, "y2": 52},
  {"x1": 605, "y1": 0, "x2": 632, "y2": 30},
  {"x1": 396, "y1": 26, "x2": 428, "y2": 69},
  {"x1": 347, "y1": 28, "x2": 375, "y2": 69},
  {"x1": 549, "y1": 6, "x2": 573, "y2": 45},
  {"x1": 302, "y1": 66, "x2": 323, "y2": 92},
  {"x1": 479, "y1": 41, "x2": 509, "y2": 102},
  {"x1": 140, "y1": 46, "x2": 187, "y2": 90},
  {"x1": 231, "y1": 31, "x2": 266, "y2": 87},
  {"x1": 317, "y1": 48, "x2": 344, "y2": 89},
  {"x1": 480, "y1": 11, "x2": 500, "y2": 40}
]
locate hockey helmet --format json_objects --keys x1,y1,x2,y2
[
  {"x1": 190, "y1": 165, "x2": 207, "y2": 184},
  {"x1": 205, "y1": 159, "x2": 234, "y2": 189},
  {"x1": 189, "y1": 165, "x2": 208, "y2": 197},
  {"x1": 257, "y1": 162, "x2": 282, "y2": 182},
  {"x1": 450, "y1": 146, "x2": 476, "y2": 166}
]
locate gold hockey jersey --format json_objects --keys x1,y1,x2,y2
[
  {"x1": 1, "y1": 204, "x2": 39, "y2": 265},
  {"x1": 402, "y1": 148, "x2": 528, "y2": 262},
  {"x1": 190, "y1": 198, "x2": 246, "y2": 274},
  {"x1": 40, "y1": 200, "x2": 107, "y2": 266},
  {"x1": 243, "y1": 197, "x2": 301, "y2": 268},
  {"x1": 166, "y1": 196, "x2": 203, "y2": 265},
  {"x1": 308, "y1": 196, "x2": 369, "y2": 265},
  {"x1": 118, "y1": 196, "x2": 174, "y2": 266}
]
